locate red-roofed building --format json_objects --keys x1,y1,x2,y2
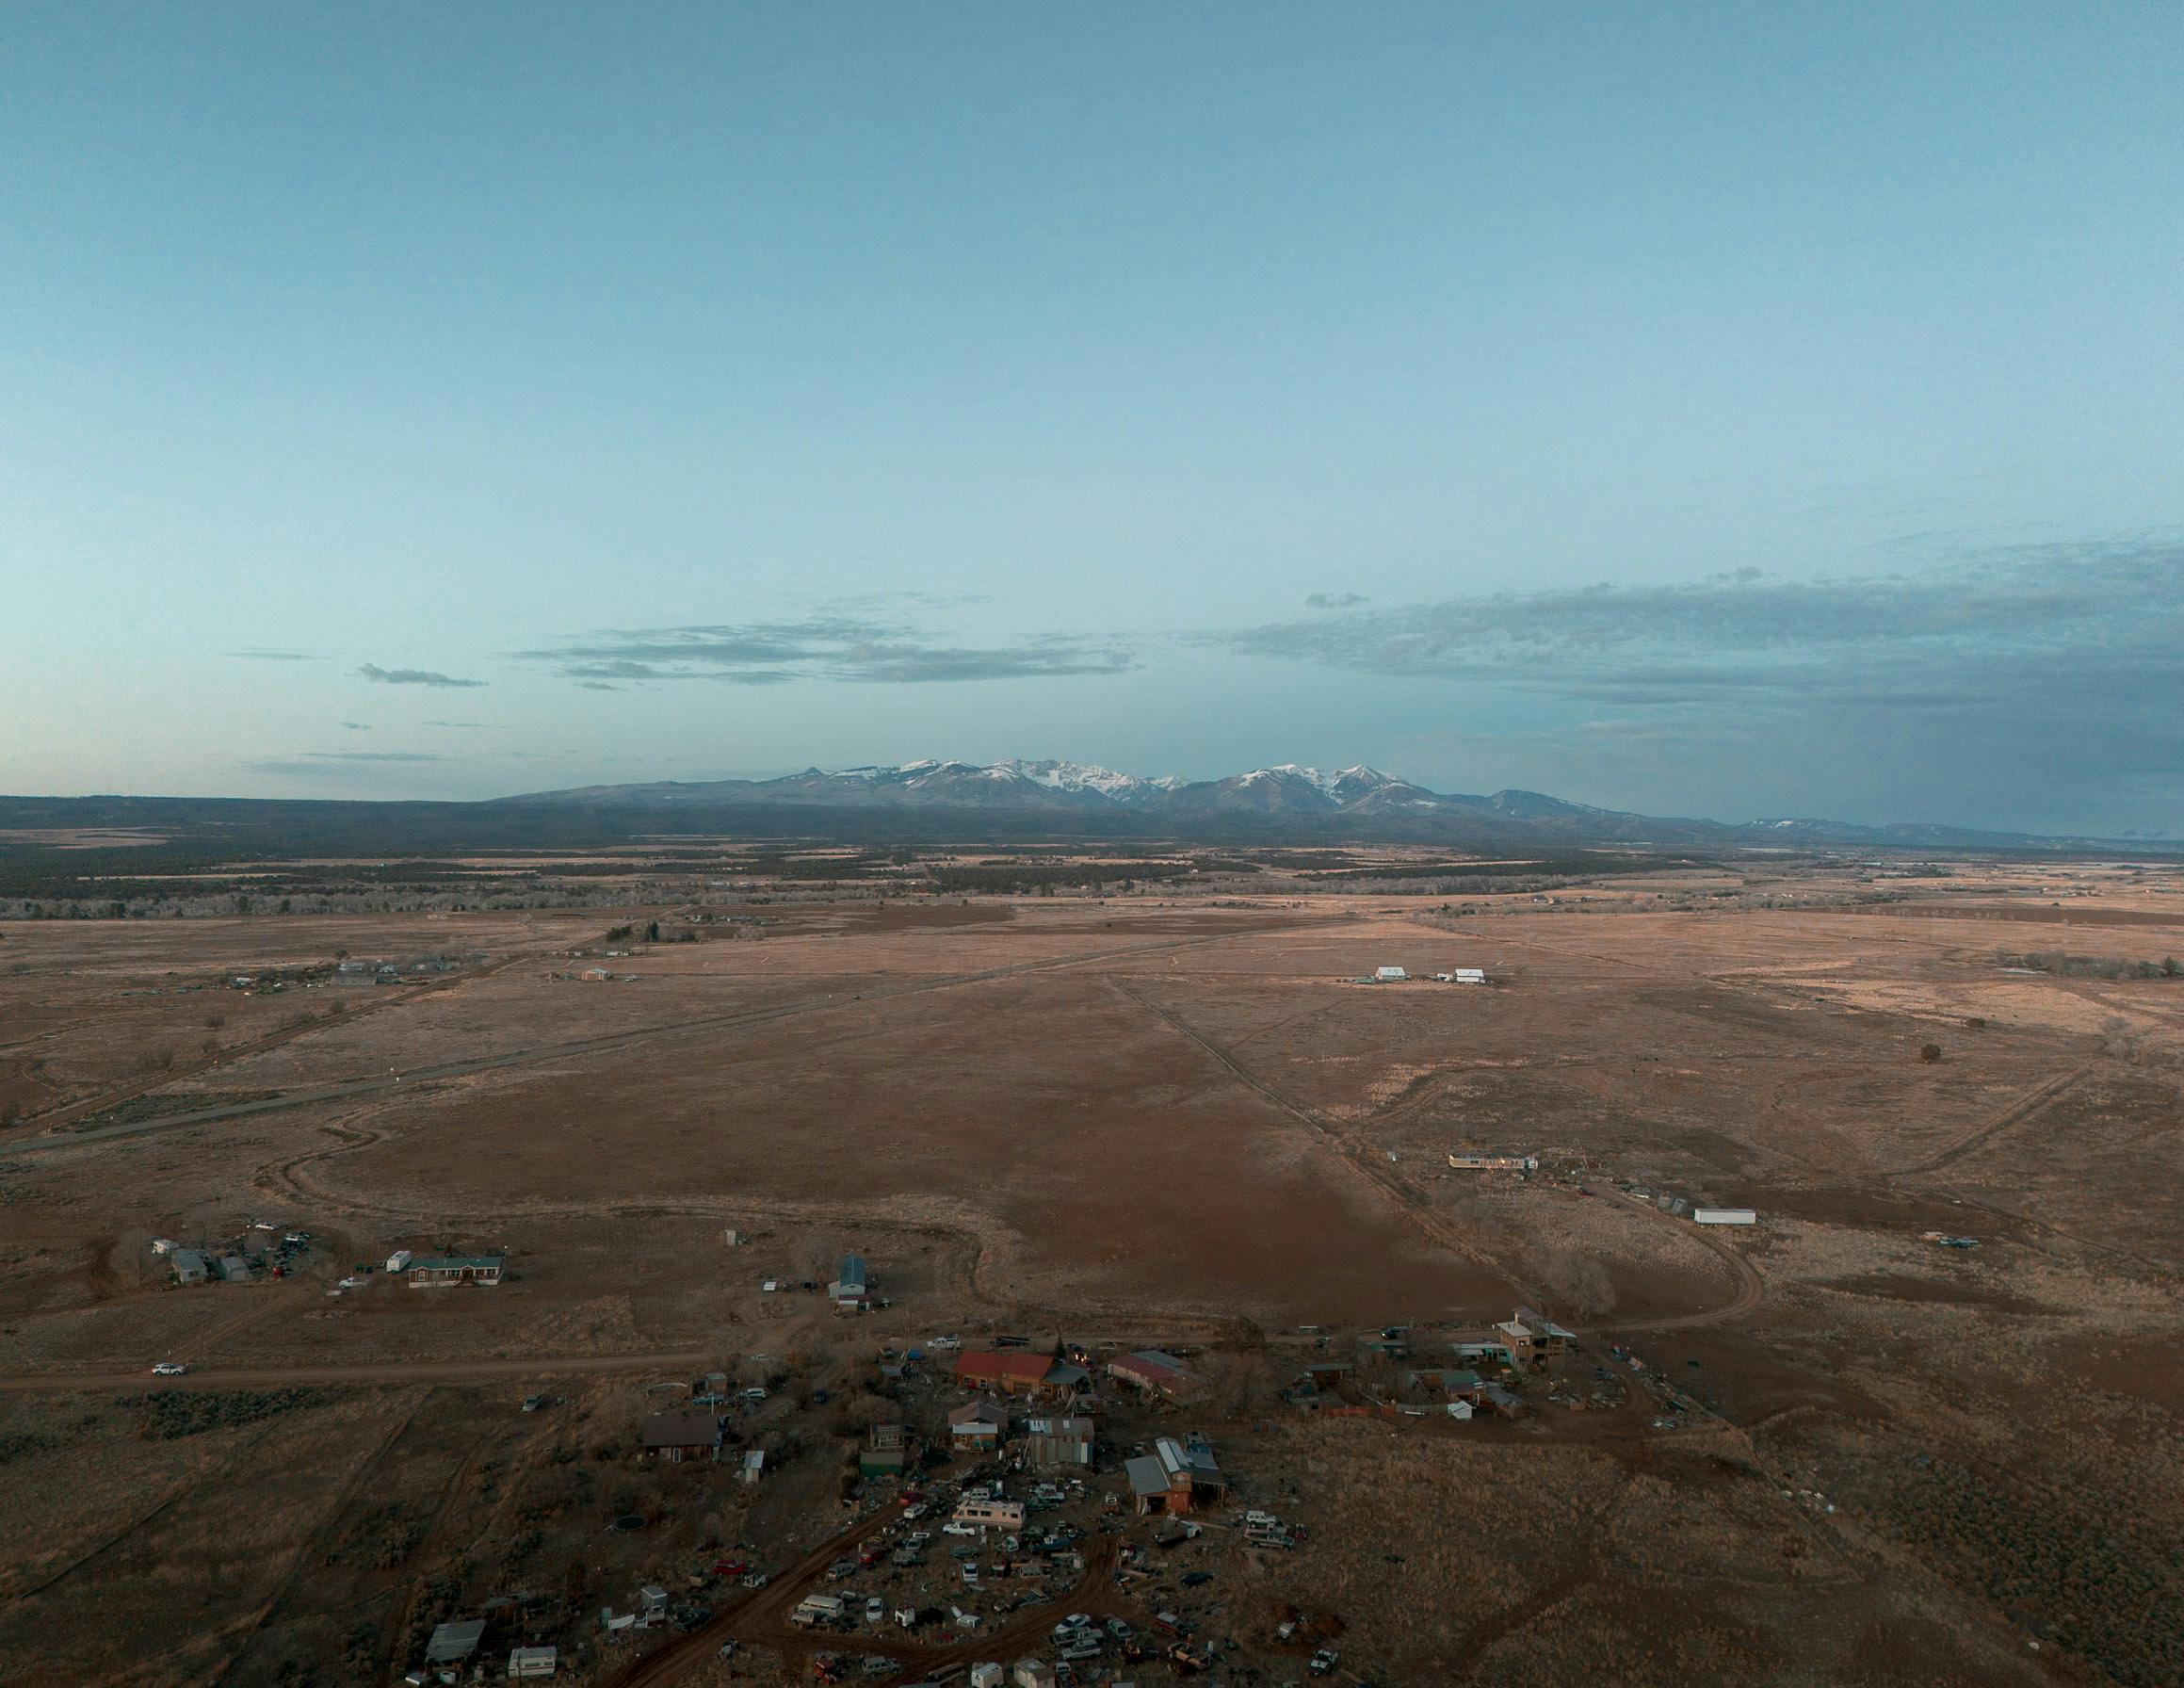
[
  {"x1": 1108, "y1": 1350, "x2": 1198, "y2": 1400},
  {"x1": 953, "y1": 1351, "x2": 1058, "y2": 1396}
]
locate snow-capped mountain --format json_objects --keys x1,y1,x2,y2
[{"x1": 488, "y1": 758, "x2": 2166, "y2": 852}]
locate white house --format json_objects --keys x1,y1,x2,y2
[{"x1": 1373, "y1": 966, "x2": 1408, "y2": 982}]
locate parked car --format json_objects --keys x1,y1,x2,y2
[{"x1": 151, "y1": 1362, "x2": 187, "y2": 1376}]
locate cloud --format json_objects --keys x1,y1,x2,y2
[
  {"x1": 340, "y1": 722, "x2": 370, "y2": 731},
  {"x1": 227, "y1": 648, "x2": 316, "y2": 661},
  {"x1": 303, "y1": 751, "x2": 444, "y2": 762},
  {"x1": 514, "y1": 616, "x2": 1137, "y2": 687},
  {"x1": 574, "y1": 680, "x2": 623, "y2": 691},
  {"x1": 423, "y1": 719, "x2": 499, "y2": 728},
  {"x1": 1233, "y1": 535, "x2": 2184, "y2": 836},
  {"x1": 1305, "y1": 592, "x2": 1368, "y2": 609},
  {"x1": 359, "y1": 662, "x2": 486, "y2": 689}
]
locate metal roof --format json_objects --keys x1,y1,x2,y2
[
  {"x1": 425, "y1": 1619, "x2": 486, "y2": 1663},
  {"x1": 1124, "y1": 1454, "x2": 1170, "y2": 1498}
]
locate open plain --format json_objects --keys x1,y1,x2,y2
[{"x1": 3, "y1": 848, "x2": 2182, "y2": 1687}]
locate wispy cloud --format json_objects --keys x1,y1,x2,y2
[
  {"x1": 340, "y1": 721, "x2": 370, "y2": 731},
  {"x1": 228, "y1": 648, "x2": 316, "y2": 661},
  {"x1": 1305, "y1": 592, "x2": 1368, "y2": 609},
  {"x1": 304, "y1": 750, "x2": 443, "y2": 762},
  {"x1": 359, "y1": 662, "x2": 486, "y2": 689},
  {"x1": 514, "y1": 615, "x2": 1137, "y2": 687}
]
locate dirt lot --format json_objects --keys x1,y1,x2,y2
[{"x1": 2, "y1": 856, "x2": 2181, "y2": 1685}]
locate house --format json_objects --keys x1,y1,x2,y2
[
  {"x1": 1480, "y1": 1383, "x2": 1527, "y2": 1418},
  {"x1": 1492, "y1": 1320, "x2": 1537, "y2": 1364},
  {"x1": 950, "y1": 1401, "x2": 1010, "y2": 1446},
  {"x1": 214, "y1": 1253, "x2": 252, "y2": 1284},
  {"x1": 1373, "y1": 966, "x2": 1408, "y2": 982},
  {"x1": 1108, "y1": 1350, "x2": 1197, "y2": 1399},
  {"x1": 1013, "y1": 1661, "x2": 1058, "y2": 1688},
  {"x1": 506, "y1": 1647, "x2": 558, "y2": 1678},
  {"x1": 831, "y1": 1254, "x2": 871, "y2": 1310},
  {"x1": 1022, "y1": 1415, "x2": 1093, "y2": 1468},
  {"x1": 1514, "y1": 1307, "x2": 1575, "y2": 1356},
  {"x1": 408, "y1": 1254, "x2": 504, "y2": 1288},
  {"x1": 1125, "y1": 1434, "x2": 1222, "y2": 1515},
  {"x1": 1300, "y1": 1358, "x2": 1354, "y2": 1390},
  {"x1": 1447, "y1": 1152, "x2": 1539, "y2": 1172},
  {"x1": 425, "y1": 1619, "x2": 486, "y2": 1667},
  {"x1": 170, "y1": 1247, "x2": 209, "y2": 1286},
  {"x1": 642, "y1": 1412, "x2": 728, "y2": 1462},
  {"x1": 861, "y1": 1422, "x2": 908, "y2": 1478},
  {"x1": 955, "y1": 1351, "x2": 1076, "y2": 1397}
]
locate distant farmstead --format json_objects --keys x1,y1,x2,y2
[{"x1": 408, "y1": 1254, "x2": 505, "y2": 1288}]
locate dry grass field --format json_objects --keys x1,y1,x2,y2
[{"x1": 2, "y1": 853, "x2": 2181, "y2": 1686}]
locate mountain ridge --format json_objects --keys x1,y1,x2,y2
[{"x1": 483, "y1": 758, "x2": 2175, "y2": 852}]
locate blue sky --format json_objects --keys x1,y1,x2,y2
[{"x1": 4, "y1": 4, "x2": 2180, "y2": 834}]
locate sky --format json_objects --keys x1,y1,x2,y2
[{"x1": 3, "y1": 4, "x2": 2180, "y2": 836}]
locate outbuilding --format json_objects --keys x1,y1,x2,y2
[{"x1": 1694, "y1": 1209, "x2": 1756, "y2": 1226}]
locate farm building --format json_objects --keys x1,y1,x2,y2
[
  {"x1": 642, "y1": 1412, "x2": 728, "y2": 1462},
  {"x1": 1022, "y1": 1415, "x2": 1094, "y2": 1467},
  {"x1": 1480, "y1": 1383, "x2": 1528, "y2": 1418},
  {"x1": 170, "y1": 1247, "x2": 209, "y2": 1286},
  {"x1": 1108, "y1": 1350, "x2": 1197, "y2": 1399},
  {"x1": 1695, "y1": 1208, "x2": 1757, "y2": 1226},
  {"x1": 1373, "y1": 966, "x2": 1408, "y2": 982},
  {"x1": 408, "y1": 1254, "x2": 504, "y2": 1288},
  {"x1": 948, "y1": 1401, "x2": 1010, "y2": 1446},
  {"x1": 830, "y1": 1255, "x2": 872, "y2": 1310},
  {"x1": 1448, "y1": 1152, "x2": 1539, "y2": 1172}
]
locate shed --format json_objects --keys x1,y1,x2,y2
[
  {"x1": 170, "y1": 1247, "x2": 209, "y2": 1286},
  {"x1": 1373, "y1": 966, "x2": 1408, "y2": 982},
  {"x1": 507, "y1": 1646, "x2": 558, "y2": 1678},
  {"x1": 425, "y1": 1619, "x2": 486, "y2": 1665},
  {"x1": 1014, "y1": 1661, "x2": 1058, "y2": 1688}
]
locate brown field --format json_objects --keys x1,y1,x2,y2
[{"x1": 2, "y1": 853, "x2": 2182, "y2": 1687}]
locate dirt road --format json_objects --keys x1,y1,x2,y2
[
  {"x1": 0, "y1": 1349, "x2": 708, "y2": 1395},
  {"x1": 1584, "y1": 1184, "x2": 1765, "y2": 1334}
]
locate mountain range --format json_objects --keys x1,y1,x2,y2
[{"x1": 491, "y1": 758, "x2": 2168, "y2": 852}]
